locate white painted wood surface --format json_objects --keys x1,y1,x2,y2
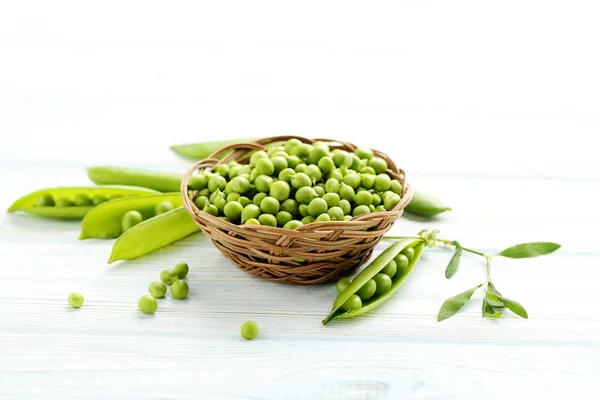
[{"x1": 1, "y1": 1, "x2": 599, "y2": 399}]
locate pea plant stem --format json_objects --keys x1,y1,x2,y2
[{"x1": 437, "y1": 238, "x2": 487, "y2": 257}]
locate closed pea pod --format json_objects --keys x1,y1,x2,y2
[{"x1": 323, "y1": 238, "x2": 425, "y2": 324}]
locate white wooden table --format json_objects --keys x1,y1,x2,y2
[{"x1": 1, "y1": 2, "x2": 599, "y2": 399}]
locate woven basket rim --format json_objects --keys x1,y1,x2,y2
[{"x1": 179, "y1": 135, "x2": 413, "y2": 235}]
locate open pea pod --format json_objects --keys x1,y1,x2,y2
[
  {"x1": 108, "y1": 207, "x2": 201, "y2": 263},
  {"x1": 323, "y1": 238, "x2": 425, "y2": 324},
  {"x1": 7, "y1": 186, "x2": 159, "y2": 219},
  {"x1": 79, "y1": 193, "x2": 184, "y2": 239}
]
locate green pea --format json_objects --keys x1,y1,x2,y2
[
  {"x1": 401, "y1": 246, "x2": 415, "y2": 262},
  {"x1": 270, "y1": 149, "x2": 287, "y2": 158},
  {"x1": 352, "y1": 205, "x2": 370, "y2": 217},
  {"x1": 254, "y1": 175, "x2": 273, "y2": 193},
  {"x1": 342, "y1": 173, "x2": 361, "y2": 190},
  {"x1": 155, "y1": 201, "x2": 174, "y2": 215},
  {"x1": 90, "y1": 194, "x2": 107, "y2": 206},
  {"x1": 269, "y1": 181, "x2": 290, "y2": 202},
  {"x1": 318, "y1": 157, "x2": 335, "y2": 174},
  {"x1": 299, "y1": 204, "x2": 309, "y2": 217},
  {"x1": 122, "y1": 210, "x2": 143, "y2": 232},
  {"x1": 350, "y1": 154, "x2": 363, "y2": 171},
  {"x1": 394, "y1": 254, "x2": 409, "y2": 274},
  {"x1": 278, "y1": 168, "x2": 296, "y2": 184},
  {"x1": 354, "y1": 147, "x2": 374, "y2": 160},
  {"x1": 384, "y1": 193, "x2": 401, "y2": 210},
  {"x1": 354, "y1": 191, "x2": 372, "y2": 206},
  {"x1": 381, "y1": 260, "x2": 397, "y2": 278},
  {"x1": 326, "y1": 206, "x2": 344, "y2": 221},
  {"x1": 214, "y1": 164, "x2": 230, "y2": 177},
  {"x1": 241, "y1": 204, "x2": 261, "y2": 223},
  {"x1": 368, "y1": 157, "x2": 388, "y2": 174},
  {"x1": 171, "y1": 279, "x2": 189, "y2": 299},
  {"x1": 148, "y1": 281, "x2": 167, "y2": 298},
  {"x1": 208, "y1": 175, "x2": 227, "y2": 193},
  {"x1": 313, "y1": 141, "x2": 330, "y2": 151},
  {"x1": 228, "y1": 166, "x2": 241, "y2": 180},
  {"x1": 72, "y1": 193, "x2": 92, "y2": 207},
  {"x1": 197, "y1": 188, "x2": 210, "y2": 198},
  {"x1": 305, "y1": 165, "x2": 322, "y2": 183},
  {"x1": 357, "y1": 279, "x2": 377, "y2": 301},
  {"x1": 260, "y1": 196, "x2": 280, "y2": 214},
  {"x1": 291, "y1": 172, "x2": 312, "y2": 189},
  {"x1": 308, "y1": 198, "x2": 328, "y2": 217},
  {"x1": 308, "y1": 146, "x2": 329, "y2": 165},
  {"x1": 314, "y1": 187, "x2": 325, "y2": 199},
  {"x1": 338, "y1": 199, "x2": 351, "y2": 215},
  {"x1": 55, "y1": 197, "x2": 73, "y2": 207},
  {"x1": 336, "y1": 277, "x2": 352, "y2": 293},
  {"x1": 241, "y1": 320, "x2": 259, "y2": 340},
  {"x1": 193, "y1": 196, "x2": 208, "y2": 210},
  {"x1": 230, "y1": 176, "x2": 250, "y2": 194},
  {"x1": 245, "y1": 218, "x2": 261, "y2": 225},
  {"x1": 255, "y1": 158, "x2": 275, "y2": 176},
  {"x1": 284, "y1": 138, "x2": 303, "y2": 153},
  {"x1": 253, "y1": 192, "x2": 268, "y2": 206},
  {"x1": 360, "y1": 166, "x2": 376, "y2": 175},
  {"x1": 287, "y1": 155, "x2": 301, "y2": 168},
  {"x1": 327, "y1": 169, "x2": 344, "y2": 182},
  {"x1": 283, "y1": 220, "x2": 303, "y2": 230},
  {"x1": 339, "y1": 183, "x2": 355, "y2": 202},
  {"x1": 295, "y1": 186, "x2": 318, "y2": 204},
  {"x1": 316, "y1": 213, "x2": 331, "y2": 222},
  {"x1": 324, "y1": 178, "x2": 340, "y2": 193},
  {"x1": 373, "y1": 273, "x2": 392, "y2": 296},
  {"x1": 250, "y1": 150, "x2": 268, "y2": 167},
  {"x1": 224, "y1": 201, "x2": 243, "y2": 221},
  {"x1": 390, "y1": 179, "x2": 403, "y2": 194},
  {"x1": 276, "y1": 211, "x2": 293, "y2": 227},
  {"x1": 280, "y1": 199, "x2": 299, "y2": 216},
  {"x1": 343, "y1": 215, "x2": 353, "y2": 221},
  {"x1": 213, "y1": 196, "x2": 227, "y2": 213},
  {"x1": 371, "y1": 193, "x2": 381, "y2": 207},
  {"x1": 375, "y1": 205, "x2": 387, "y2": 212},
  {"x1": 223, "y1": 182, "x2": 234, "y2": 195},
  {"x1": 138, "y1": 295, "x2": 158, "y2": 314},
  {"x1": 174, "y1": 262, "x2": 189, "y2": 278},
  {"x1": 374, "y1": 174, "x2": 392, "y2": 192},
  {"x1": 369, "y1": 204, "x2": 376, "y2": 212},
  {"x1": 203, "y1": 203, "x2": 219, "y2": 216},
  {"x1": 258, "y1": 213, "x2": 277, "y2": 227},
  {"x1": 36, "y1": 193, "x2": 55, "y2": 207},
  {"x1": 160, "y1": 269, "x2": 178, "y2": 285},
  {"x1": 341, "y1": 294, "x2": 362, "y2": 311},
  {"x1": 290, "y1": 143, "x2": 313, "y2": 158},
  {"x1": 301, "y1": 215, "x2": 316, "y2": 224},
  {"x1": 322, "y1": 192, "x2": 340, "y2": 208},
  {"x1": 271, "y1": 156, "x2": 288, "y2": 174},
  {"x1": 361, "y1": 173, "x2": 376, "y2": 189},
  {"x1": 227, "y1": 193, "x2": 241, "y2": 203},
  {"x1": 189, "y1": 174, "x2": 208, "y2": 190},
  {"x1": 68, "y1": 292, "x2": 84, "y2": 308},
  {"x1": 332, "y1": 151, "x2": 352, "y2": 168}
]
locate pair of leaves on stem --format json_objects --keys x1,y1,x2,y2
[
  {"x1": 445, "y1": 241, "x2": 561, "y2": 279},
  {"x1": 437, "y1": 282, "x2": 528, "y2": 322}
]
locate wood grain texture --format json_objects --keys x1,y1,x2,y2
[{"x1": 1, "y1": 1, "x2": 600, "y2": 399}]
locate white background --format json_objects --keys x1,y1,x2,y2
[{"x1": 1, "y1": 1, "x2": 599, "y2": 399}]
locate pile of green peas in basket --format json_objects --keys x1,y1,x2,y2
[{"x1": 192, "y1": 138, "x2": 404, "y2": 228}]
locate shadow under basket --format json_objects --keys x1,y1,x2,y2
[{"x1": 180, "y1": 135, "x2": 413, "y2": 285}]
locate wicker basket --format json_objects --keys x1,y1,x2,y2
[{"x1": 180, "y1": 135, "x2": 413, "y2": 285}]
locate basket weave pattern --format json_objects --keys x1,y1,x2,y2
[{"x1": 181, "y1": 136, "x2": 413, "y2": 285}]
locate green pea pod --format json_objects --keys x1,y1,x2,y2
[
  {"x1": 170, "y1": 137, "x2": 259, "y2": 160},
  {"x1": 87, "y1": 166, "x2": 184, "y2": 192},
  {"x1": 108, "y1": 207, "x2": 201, "y2": 263},
  {"x1": 323, "y1": 238, "x2": 424, "y2": 324},
  {"x1": 7, "y1": 186, "x2": 159, "y2": 219},
  {"x1": 79, "y1": 193, "x2": 183, "y2": 239},
  {"x1": 405, "y1": 190, "x2": 451, "y2": 216}
]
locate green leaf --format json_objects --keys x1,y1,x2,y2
[
  {"x1": 445, "y1": 242, "x2": 463, "y2": 279},
  {"x1": 484, "y1": 291, "x2": 505, "y2": 307},
  {"x1": 482, "y1": 299, "x2": 504, "y2": 319},
  {"x1": 497, "y1": 242, "x2": 561, "y2": 258},
  {"x1": 500, "y1": 297, "x2": 529, "y2": 319},
  {"x1": 437, "y1": 284, "x2": 482, "y2": 322}
]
